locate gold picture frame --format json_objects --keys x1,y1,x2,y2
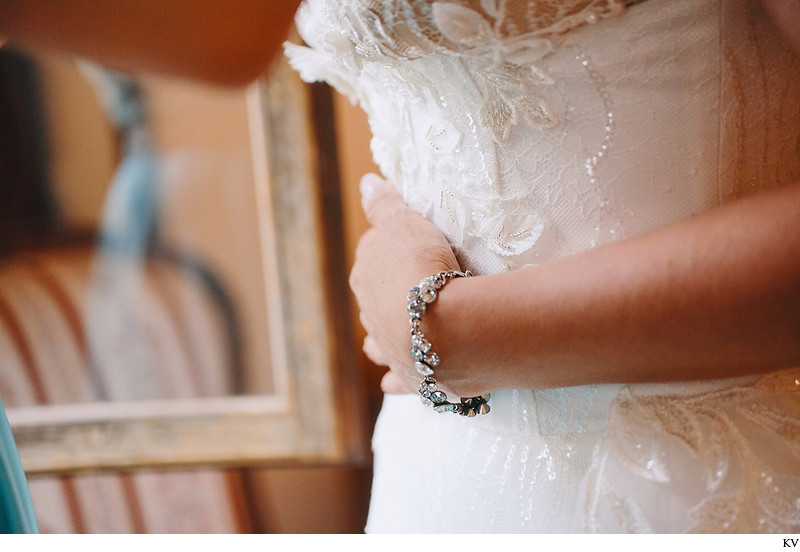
[{"x1": 4, "y1": 55, "x2": 367, "y2": 476}]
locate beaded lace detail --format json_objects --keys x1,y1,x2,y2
[
  {"x1": 297, "y1": 1, "x2": 628, "y2": 61},
  {"x1": 585, "y1": 369, "x2": 800, "y2": 532},
  {"x1": 288, "y1": 0, "x2": 800, "y2": 533},
  {"x1": 287, "y1": 0, "x2": 638, "y2": 274}
]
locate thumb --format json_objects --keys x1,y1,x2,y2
[{"x1": 359, "y1": 173, "x2": 405, "y2": 226}]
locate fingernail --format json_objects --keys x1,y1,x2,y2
[{"x1": 359, "y1": 173, "x2": 385, "y2": 200}]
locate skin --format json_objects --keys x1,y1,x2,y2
[
  {"x1": 2, "y1": 0, "x2": 799, "y2": 397},
  {"x1": 351, "y1": 1, "x2": 800, "y2": 397},
  {"x1": 0, "y1": 0, "x2": 303, "y2": 86},
  {"x1": 352, "y1": 175, "x2": 800, "y2": 397}
]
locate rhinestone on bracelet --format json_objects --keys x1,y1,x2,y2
[{"x1": 408, "y1": 270, "x2": 490, "y2": 417}]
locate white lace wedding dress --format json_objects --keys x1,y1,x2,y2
[{"x1": 286, "y1": 0, "x2": 800, "y2": 532}]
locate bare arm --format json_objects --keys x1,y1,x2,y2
[
  {"x1": 427, "y1": 181, "x2": 800, "y2": 396},
  {"x1": 0, "y1": 0, "x2": 302, "y2": 86},
  {"x1": 352, "y1": 177, "x2": 800, "y2": 397},
  {"x1": 351, "y1": 2, "x2": 800, "y2": 398},
  {"x1": 761, "y1": 0, "x2": 800, "y2": 56}
]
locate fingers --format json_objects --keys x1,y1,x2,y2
[
  {"x1": 365, "y1": 335, "x2": 418, "y2": 396},
  {"x1": 380, "y1": 370, "x2": 418, "y2": 394},
  {"x1": 357, "y1": 311, "x2": 385, "y2": 365},
  {"x1": 358, "y1": 311, "x2": 370, "y2": 333},
  {"x1": 354, "y1": 172, "x2": 452, "y2": 398},
  {"x1": 362, "y1": 335, "x2": 387, "y2": 366},
  {"x1": 359, "y1": 173, "x2": 408, "y2": 227}
]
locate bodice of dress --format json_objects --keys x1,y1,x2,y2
[
  {"x1": 288, "y1": 0, "x2": 800, "y2": 416},
  {"x1": 287, "y1": 0, "x2": 800, "y2": 532},
  {"x1": 288, "y1": 0, "x2": 800, "y2": 275}
]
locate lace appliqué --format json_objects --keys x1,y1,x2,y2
[
  {"x1": 286, "y1": 1, "x2": 633, "y2": 269},
  {"x1": 349, "y1": 1, "x2": 630, "y2": 63},
  {"x1": 477, "y1": 62, "x2": 559, "y2": 143},
  {"x1": 290, "y1": 1, "x2": 627, "y2": 137},
  {"x1": 583, "y1": 369, "x2": 800, "y2": 533}
]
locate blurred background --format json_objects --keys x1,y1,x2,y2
[{"x1": 0, "y1": 41, "x2": 383, "y2": 533}]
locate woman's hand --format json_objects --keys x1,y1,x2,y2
[
  {"x1": 349, "y1": 174, "x2": 462, "y2": 394},
  {"x1": 354, "y1": 175, "x2": 800, "y2": 397}
]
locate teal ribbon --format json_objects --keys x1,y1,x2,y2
[{"x1": 0, "y1": 399, "x2": 37, "y2": 533}]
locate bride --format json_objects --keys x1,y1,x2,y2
[
  {"x1": 286, "y1": 0, "x2": 800, "y2": 532},
  {"x1": 4, "y1": 0, "x2": 800, "y2": 533}
]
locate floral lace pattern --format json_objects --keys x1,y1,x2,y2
[
  {"x1": 297, "y1": 1, "x2": 629, "y2": 61},
  {"x1": 287, "y1": 0, "x2": 638, "y2": 272},
  {"x1": 287, "y1": 0, "x2": 628, "y2": 143},
  {"x1": 288, "y1": 0, "x2": 800, "y2": 533},
  {"x1": 584, "y1": 369, "x2": 800, "y2": 532}
]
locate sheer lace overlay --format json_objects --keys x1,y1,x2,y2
[
  {"x1": 291, "y1": 1, "x2": 629, "y2": 63},
  {"x1": 287, "y1": 0, "x2": 800, "y2": 533}
]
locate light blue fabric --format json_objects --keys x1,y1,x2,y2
[{"x1": 0, "y1": 399, "x2": 37, "y2": 533}]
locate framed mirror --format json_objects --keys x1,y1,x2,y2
[{"x1": 0, "y1": 46, "x2": 367, "y2": 476}]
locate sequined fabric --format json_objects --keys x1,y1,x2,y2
[{"x1": 287, "y1": 0, "x2": 800, "y2": 532}]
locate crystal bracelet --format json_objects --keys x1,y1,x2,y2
[{"x1": 408, "y1": 270, "x2": 490, "y2": 417}]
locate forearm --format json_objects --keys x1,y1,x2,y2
[
  {"x1": 428, "y1": 182, "x2": 800, "y2": 395},
  {"x1": 761, "y1": 0, "x2": 800, "y2": 57},
  {"x1": 1, "y1": 0, "x2": 301, "y2": 86}
]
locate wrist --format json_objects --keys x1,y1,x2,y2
[
  {"x1": 420, "y1": 267, "x2": 571, "y2": 394},
  {"x1": 408, "y1": 270, "x2": 491, "y2": 416},
  {"x1": 420, "y1": 273, "x2": 514, "y2": 396}
]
